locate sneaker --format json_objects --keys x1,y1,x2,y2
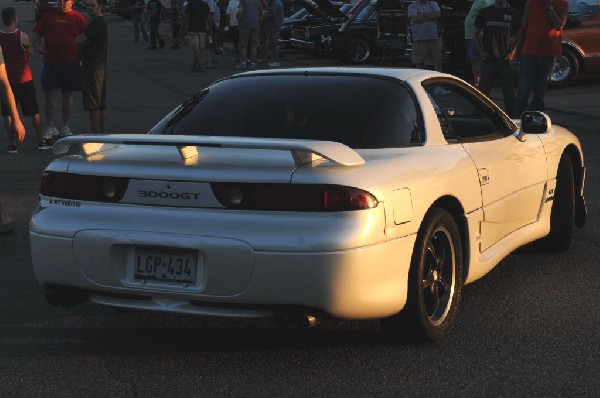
[
  {"x1": 235, "y1": 61, "x2": 247, "y2": 69},
  {"x1": 6, "y1": 145, "x2": 17, "y2": 154},
  {"x1": 38, "y1": 140, "x2": 52, "y2": 151},
  {"x1": 268, "y1": 61, "x2": 281, "y2": 68},
  {"x1": 43, "y1": 126, "x2": 59, "y2": 140},
  {"x1": 60, "y1": 126, "x2": 73, "y2": 137}
]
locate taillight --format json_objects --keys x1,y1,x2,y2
[
  {"x1": 210, "y1": 183, "x2": 378, "y2": 212},
  {"x1": 40, "y1": 172, "x2": 129, "y2": 202}
]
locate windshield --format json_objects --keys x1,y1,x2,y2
[
  {"x1": 356, "y1": 0, "x2": 376, "y2": 21},
  {"x1": 149, "y1": 74, "x2": 400, "y2": 149}
]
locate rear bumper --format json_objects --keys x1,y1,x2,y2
[
  {"x1": 31, "y1": 230, "x2": 415, "y2": 320},
  {"x1": 30, "y1": 200, "x2": 414, "y2": 319}
]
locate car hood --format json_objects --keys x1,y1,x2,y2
[{"x1": 300, "y1": 0, "x2": 346, "y2": 19}]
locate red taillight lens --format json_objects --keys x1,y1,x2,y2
[
  {"x1": 210, "y1": 183, "x2": 378, "y2": 212},
  {"x1": 40, "y1": 172, "x2": 129, "y2": 202}
]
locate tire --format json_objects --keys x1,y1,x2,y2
[
  {"x1": 381, "y1": 208, "x2": 464, "y2": 342},
  {"x1": 540, "y1": 154, "x2": 575, "y2": 251},
  {"x1": 549, "y1": 47, "x2": 579, "y2": 89},
  {"x1": 343, "y1": 37, "x2": 371, "y2": 64}
]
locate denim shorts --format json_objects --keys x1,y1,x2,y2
[{"x1": 41, "y1": 61, "x2": 82, "y2": 93}]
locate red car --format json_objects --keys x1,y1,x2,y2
[{"x1": 551, "y1": 1, "x2": 600, "y2": 88}]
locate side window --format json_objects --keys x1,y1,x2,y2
[
  {"x1": 365, "y1": 86, "x2": 423, "y2": 148},
  {"x1": 424, "y1": 82, "x2": 508, "y2": 142}
]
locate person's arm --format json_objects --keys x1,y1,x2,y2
[
  {"x1": 514, "y1": 0, "x2": 530, "y2": 61},
  {"x1": 31, "y1": 31, "x2": 47, "y2": 55},
  {"x1": 0, "y1": 51, "x2": 25, "y2": 143},
  {"x1": 473, "y1": 26, "x2": 487, "y2": 60},
  {"x1": 76, "y1": 32, "x2": 89, "y2": 48},
  {"x1": 545, "y1": 0, "x2": 567, "y2": 30},
  {"x1": 21, "y1": 32, "x2": 33, "y2": 58}
]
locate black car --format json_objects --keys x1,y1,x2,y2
[
  {"x1": 291, "y1": 0, "x2": 470, "y2": 66},
  {"x1": 281, "y1": 0, "x2": 352, "y2": 47},
  {"x1": 289, "y1": 0, "x2": 350, "y2": 55}
]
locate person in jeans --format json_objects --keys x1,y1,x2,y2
[
  {"x1": 130, "y1": 0, "x2": 148, "y2": 42},
  {"x1": 236, "y1": 0, "x2": 263, "y2": 69},
  {"x1": 146, "y1": 0, "x2": 166, "y2": 50},
  {"x1": 513, "y1": 0, "x2": 567, "y2": 117},
  {"x1": 407, "y1": 0, "x2": 442, "y2": 71},
  {"x1": 474, "y1": 0, "x2": 520, "y2": 116}
]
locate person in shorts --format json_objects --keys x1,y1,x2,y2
[
  {"x1": 76, "y1": 0, "x2": 108, "y2": 134},
  {"x1": 0, "y1": 6, "x2": 49, "y2": 152},
  {"x1": 185, "y1": 0, "x2": 211, "y2": 72},
  {"x1": 408, "y1": 0, "x2": 442, "y2": 71},
  {"x1": 32, "y1": 0, "x2": 88, "y2": 139},
  {"x1": 169, "y1": 0, "x2": 184, "y2": 49},
  {"x1": 236, "y1": 0, "x2": 263, "y2": 69}
]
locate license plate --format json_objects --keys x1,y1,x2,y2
[{"x1": 133, "y1": 247, "x2": 197, "y2": 285}]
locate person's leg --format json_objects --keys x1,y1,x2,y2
[
  {"x1": 514, "y1": 54, "x2": 535, "y2": 118},
  {"x1": 238, "y1": 28, "x2": 249, "y2": 67},
  {"x1": 149, "y1": 21, "x2": 157, "y2": 48},
  {"x1": 249, "y1": 29, "x2": 258, "y2": 66},
  {"x1": 44, "y1": 89, "x2": 58, "y2": 128},
  {"x1": 270, "y1": 31, "x2": 279, "y2": 62},
  {"x1": 133, "y1": 14, "x2": 141, "y2": 40},
  {"x1": 530, "y1": 55, "x2": 555, "y2": 112},
  {"x1": 61, "y1": 90, "x2": 73, "y2": 129},
  {"x1": 88, "y1": 110, "x2": 100, "y2": 134},
  {"x1": 99, "y1": 110, "x2": 107, "y2": 134},
  {"x1": 432, "y1": 39, "x2": 443, "y2": 72}
]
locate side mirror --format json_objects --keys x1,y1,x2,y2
[{"x1": 520, "y1": 111, "x2": 552, "y2": 134}]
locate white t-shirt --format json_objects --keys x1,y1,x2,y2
[{"x1": 407, "y1": 0, "x2": 441, "y2": 41}]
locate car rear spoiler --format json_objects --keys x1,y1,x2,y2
[{"x1": 53, "y1": 134, "x2": 365, "y2": 167}]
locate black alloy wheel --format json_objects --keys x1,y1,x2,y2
[{"x1": 382, "y1": 208, "x2": 463, "y2": 342}]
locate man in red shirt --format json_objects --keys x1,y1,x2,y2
[
  {"x1": 513, "y1": 0, "x2": 567, "y2": 117},
  {"x1": 32, "y1": 0, "x2": 87, "y2": 139}
]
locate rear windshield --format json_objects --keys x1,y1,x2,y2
[{"x1": 149, "y1": 74, "x2": 400, "y2": 148}]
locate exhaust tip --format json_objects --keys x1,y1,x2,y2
[{"x1": 274, "y1": 313, "x2": 320, "y2": 329}]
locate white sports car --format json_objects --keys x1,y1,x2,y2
[{"x1": 30, "y1": 68, "x2": 587, "y2": 342}]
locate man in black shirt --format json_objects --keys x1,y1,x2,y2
[
  {"x1": 184, "y1": 0, "x2": 211, "y2": 72},
  {"x1": 76, "y1": 0, "x2": 108, "y2": 133},
  {"x1": 474, "y1": 0, "x2": 520, "y2": 117}
]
